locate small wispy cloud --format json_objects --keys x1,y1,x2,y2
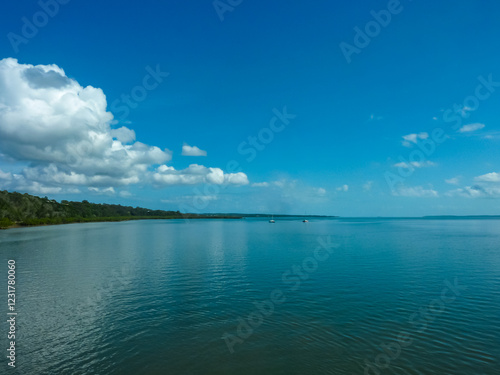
[
  {"x1": 363, "y1": 181, "x2": 373, "y2": 191},
  {"x1": 272, "y1": 180, "x2": 298, "y2": 189},
  {"x1": 182, "y1": 143, "x2": 207, "y2": 156},
  {"x1": 402, "y1": 132, "x2": 429, "y2": 147},
  {"x1": 161, "y1": 195, "x2": 219, "y2": 204},
  {"x1": 191, "y1": 195, "x2": 218, "y2": 201},
  {"x1": 251, "y1": 182, "x2": 270, "y2": 187},
  {"x1": 446, "y1": 171, "x2": 500, "y2": 198},
  {"x1": 456, "y1": 106, "x2": 473, "y2": 118},
  {"x1": 446, "y1": 185, "x2": 500, "y2": 198},
  {"x1": 336, "y1": 184, "x2": 349, "y2": 192},
  {"x1": 315, "y1": 187, "x2": 327, "y2": 196},
  {"x1": 251, "y1": 180, "x2": 300, "y2": 189},
  {"x1": 394, "y1": 161, "x2": 436, "y2": 169},
  {"x1": 480, "y1": 131, "x2": 500, "y2": 140},
  {"x1": 393, "y1": 185, "x2": 438, "y2": 198},
  {"x1": 445, "y1": 176, "x2": 461, "y2": 185},
  {"x1": 89, "y1": 187, "x2": 115, "y2": 195},
  {"x1": 458, "y1": 123, "x2": 485, "y2": 133},
  {"x1": 367, "y1": 114, "x2": 383, "y2": 122}
]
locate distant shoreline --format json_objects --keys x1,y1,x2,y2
[
  {"x1": 2, "y1": 214, "x2": 500, "y2": 231},
  {"x1": 0, "y1": 190, "x2": 248, "y2": 231},
  {"x1": 0, "y1": 213, "x2": 340, "y2": 231},
  {"x1": 0, "y1": 215, "x2": 243, "y2": 231}
]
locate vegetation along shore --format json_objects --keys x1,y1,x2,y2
[{"x1": 0, "y1": 190, "x2": 240, "y2": 230}]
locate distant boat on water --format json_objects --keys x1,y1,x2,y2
[
  {"x1": 269, "y1": 215, "x2": 275, "y2": 223},
  {"x1": 303, "y1": 219, "x2": 309, "y2": 222}
]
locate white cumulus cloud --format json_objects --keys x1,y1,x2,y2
[
  {"x1": 152, "y1": 164, "x2": 248, "y2": 186},
  {"x1": 474, "y1": 172, "x2": 500, "y2": 182},
  {"x1": 0, "y1": 58, "x2": 248, "y2": 194}
]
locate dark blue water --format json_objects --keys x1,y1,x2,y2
[{"x1": 1, "y1": 218, "x2": 499, "y2": 374}]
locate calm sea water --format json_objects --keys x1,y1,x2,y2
[{"x1": 1, "y1": 218, "x2": 499, "y2": 374}]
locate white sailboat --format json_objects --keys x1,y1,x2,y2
[{"x1": 269, "y1": 215, "x2": 275, "y2": 223}]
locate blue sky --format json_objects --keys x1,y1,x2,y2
[{"x1": 0, "y1": 0, "x2": 499, "y2": 216}]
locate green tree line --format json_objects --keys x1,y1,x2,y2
[{"x1": 0, "y1": 190, "x2": 184, "y2": 228}]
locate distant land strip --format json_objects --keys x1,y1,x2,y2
[{"x1": 0, "y1": 190, "x2": 241, "y2": 230}]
